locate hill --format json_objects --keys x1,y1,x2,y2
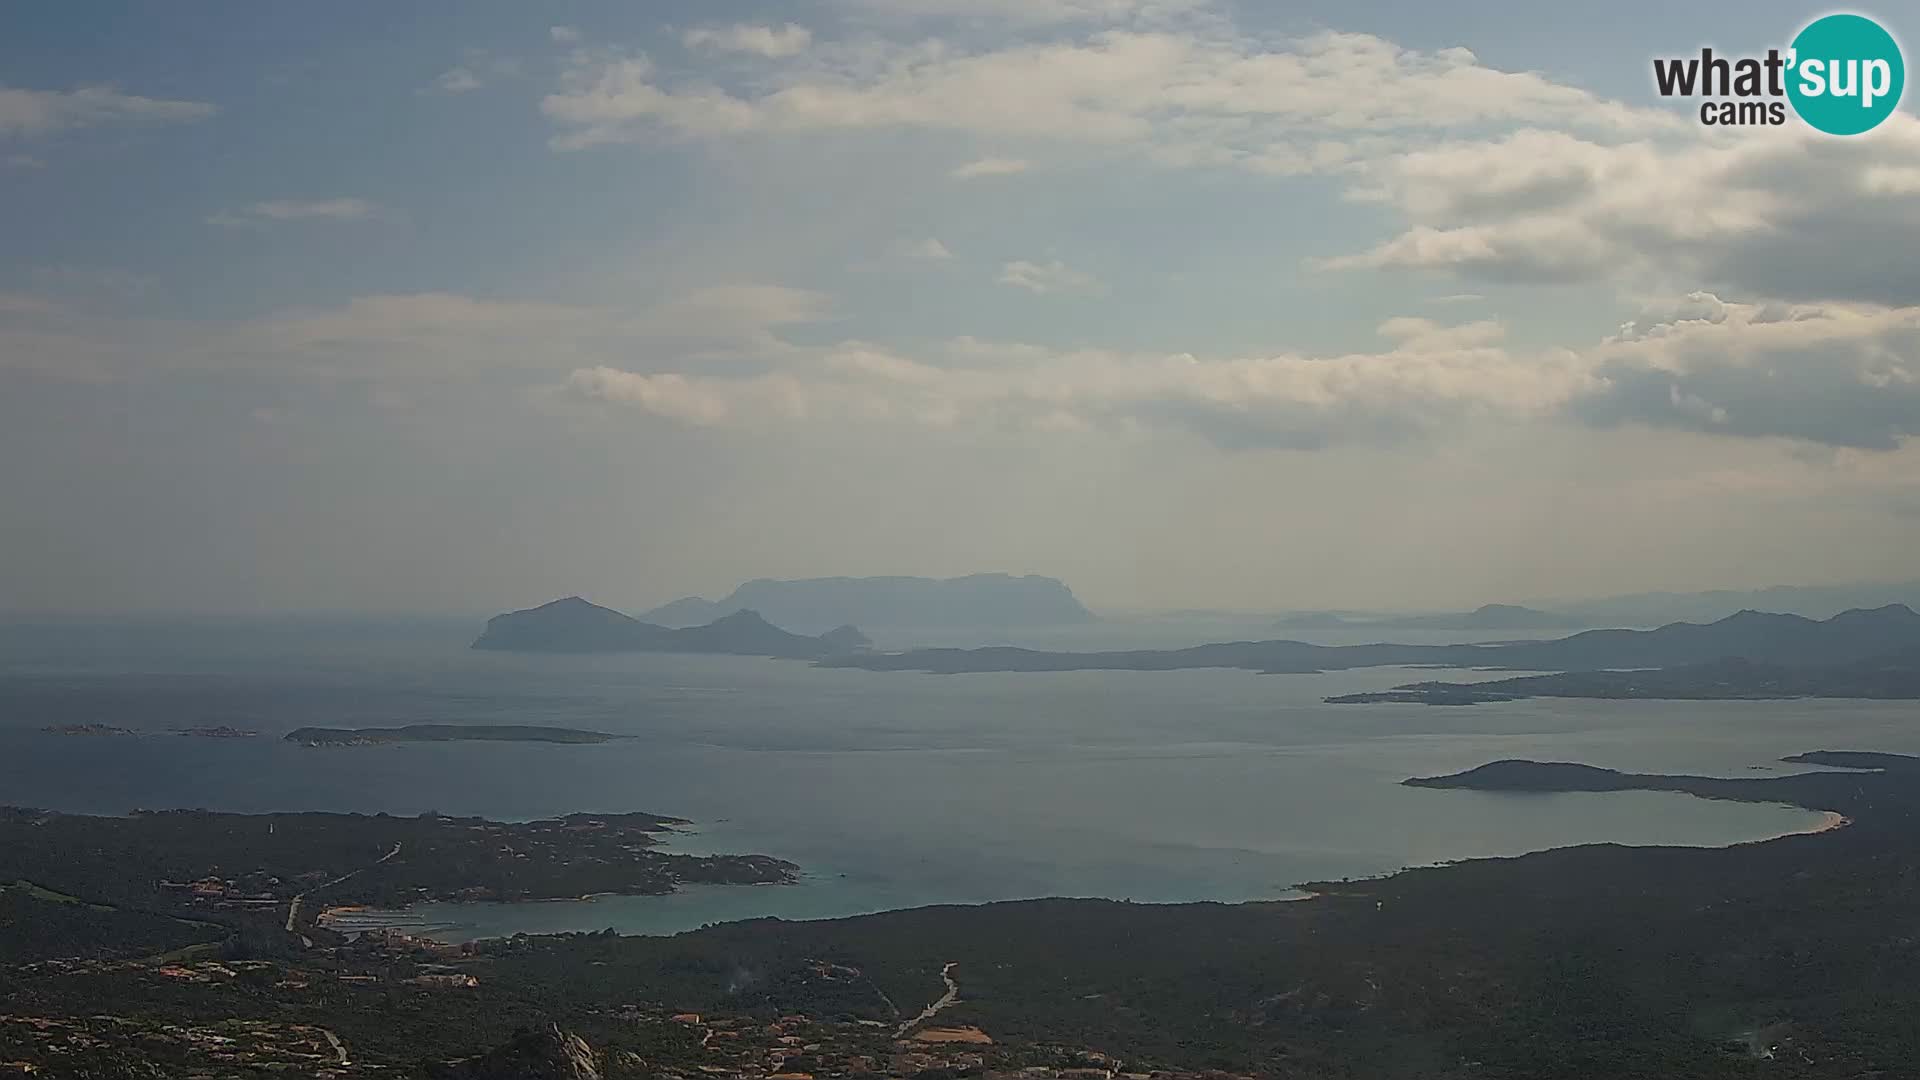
[
  {"x1": 823, "y1": 604, "x2": 1920, "y2": 675},
  {"x1": 641, "y1": 574, "x2": 1093, "y2": 632},
  {"x1": 471, "y1": 597, "x2": 869, "y2": 658},
  {"x1": 1274, "y1": 603, "x2": 1591, "y2": 632},
  {"x1": 1333, "y1": 652, "x2": 1920, "y2": 706},
  {"x1": 1564, "y1": 580, "x2": 1920, "y2": 624}
]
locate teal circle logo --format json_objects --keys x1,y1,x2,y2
[{"x1": 1787, "y1": 14, "x2": 1905, "y2": 135}]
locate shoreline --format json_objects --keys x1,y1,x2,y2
[{"x1": 1779, "y1": 809, "x2": 1851, "y2": 837}]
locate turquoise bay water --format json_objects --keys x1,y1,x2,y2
[{"x1": 1, "y1": 618, "x2": 1910, "y2": 939}]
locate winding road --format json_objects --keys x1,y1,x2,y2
[{"x1": 895, "y1": 962, "x2": 959, "y2": 1037}]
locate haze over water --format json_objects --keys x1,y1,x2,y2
[{"x1": 1, "y1": 618, "x2": 1900, "y2": 939}]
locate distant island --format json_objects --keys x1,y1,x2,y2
[
  {"x1": 1563, "y1": 579, "x2": 1920, "y2": 626},
  {"x1": 284, "y1": 724, "x2": 620, "y2": 747},
  {"x1": 43, "y1": 723, "x2": 263, "y2": 738},
  {"x1": 1331, "y1": 654, "x2": 1920, "y2": 706},
  {"x1": 471, "y1": 596, "x2": 870, "y2": 657},
  {"x1": 1403, "y1": 748, "x2": 1917, "y2": 808},
  {"x1": 642, "y1": 573, "x2": 1094, "y2": 633},
  {"x1": 1275, "y1": 603, "x2": 1594, "y2": 632},
  {"x1": 823, "y1": 604, "x2": 1920, "y2": 677}
]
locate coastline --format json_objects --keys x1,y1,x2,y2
[{"x1": 1781, "y1": 809, "x2": 1851, "y2": 837}]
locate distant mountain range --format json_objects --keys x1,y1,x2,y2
[
  {"x1": 1551, "y1": 581, "x2": 1920, "y2": 625},
  {"x1": 641, "y1": 573, "x2": 1094, "y2": 633},
  {"x1": 822, "y1": 604, "x2": 1920, "y2": 675},
  {"x1": 1274, "y1": 603, "x2": 1592, "y2": 632},
  {"x1": 471, "y1": 597, "x2": 870, "y2": 658}
]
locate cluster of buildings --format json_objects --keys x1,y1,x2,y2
[
  {"x1": 604, "y1": 1006, "x2": 1254, "y2": 1080},
  {"x1": 0, "y1": 1013, "x2": 352, "y2": 1078}
]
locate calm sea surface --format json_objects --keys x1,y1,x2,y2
[{"x1": 2, "y1": 617, "x2": 1911, "y2": 939}]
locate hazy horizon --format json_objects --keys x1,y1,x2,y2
[{"x1": 5, "y1": 570, "x2": 1919, "y2": 621}]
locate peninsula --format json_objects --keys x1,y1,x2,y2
[
  {"x1": 821, "y1": 604, "x2": 1920, "y2": 676},
  {"x1": 1330, "y1": 653, "x2": 1920, "y2": 706}
]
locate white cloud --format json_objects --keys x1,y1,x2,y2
[
  {"x1": 5, "y1": 153, "x2": 45, "y2": 169},
  {"x1": 0, "y1": 85, "x2": 216, "y2": 138},
  {"x1": 553, "y1": 290, "x2": 1920, "y2": 454},
  {"x1": 550, "y1": 26, "x2": 582, "y2": 45},
  {"x1": 903, "y1": 237, "x2": 954, "y2": 259},
  {"x1": 1327, "y1": 117, "x2": 1920, "y2": 306},
  {"x1": 433, "y1": 67, "x2": 484, "y2": 94},
  {"x1": 207, "y1": 198, "x2": 383, "y2": 227},
  {"x1": 540, "y1": 28, "x2": 1672, "y2": 163},
  {"x1": 559, "y1": 316, "x2": 1592, "y2": 449},
  {"x1": 1574, "y1": 294, "x2": 1920, "y2": 450},
  {"x1": 951, "y1": 156, "x2": 1030, "y2": 179},
  {"x1": 1376, "y1": 316, "x2": 1505, "y2": 351},
  {"x1": 998, "y1": 259, "x2": 1102, "y2": 295},
  {"x1": 683, "y1": 24, "x2": 813, "y2": 59}
]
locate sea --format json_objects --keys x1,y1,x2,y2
[{"x1": 2, "y1": 615, "x2": 1912, "y2": 941}]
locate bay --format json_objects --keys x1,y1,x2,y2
[{"x1": 0, "y1": 617, "x2": 1901, "y2": 940}]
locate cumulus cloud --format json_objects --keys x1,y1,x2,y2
[
  {"x1": 0, "y1": 85, "x2": 216, "y2": 138},
  {"x1": 206, "y1": 198, "x2": 382, "y2": 227},
  {"x1": 1573, "y1": 294, "x2": 1920, "y2": 450},
  {"x1": 998, "y1": 259, "x2": 1101, "y2": 295},
  {"x1": 549, "y1": 290, "x2": 1920, "y2": 454},
  {"x1": 540, "y1": 28, "x2": 1671, "y2": 162},
  {"x1": 558, "y1": 316, "x2": 1597, "y2": 450},
  {"x1": 683, "y1": 24, "x2": 813, "y2": 58},
  {"x1": 1327, "y1": 117, "x2": 1920, "y2": 306}
]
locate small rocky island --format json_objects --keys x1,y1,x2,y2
[
  {"x1": 41, "y1": 723, "x2": 140, "y2": 736},
  {"x1": 472, "y1": 596, "x2": 870, "y2": 657},
  {"x1": 284, "y1": 724, "x2": 620, "y2": 747}
]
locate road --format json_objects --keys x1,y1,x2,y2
[
  {"x1": 285, "y1": 841, "x2": 402, "y2": 937},
  {"x1": 894, "y1": 962, "x2": 959, "y2": 1037},
  {"x1": 319, "y1": 1028, "x2": 349, "y2": 1067}
]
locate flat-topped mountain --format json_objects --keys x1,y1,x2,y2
[
  {"x1": 472, "y1": 597, "x2": 870, "y2": 658},
  {"x1": 824, "y1": 603, "x2": 1920, "y2": 675},
  {"x1": 642, "y1": 573, "x2": 1093, "y2": 632}
]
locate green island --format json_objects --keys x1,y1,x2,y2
[
  {"x1": 284, "y1": 724, "x2": 621, "y2": 747},
  {"x1": 5, "y1": 752, "x2": 1920, "y2": 1077}
]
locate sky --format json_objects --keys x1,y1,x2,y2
[{"x1": 3, "y1": 0, "x2": 1919, "y2": 616}]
